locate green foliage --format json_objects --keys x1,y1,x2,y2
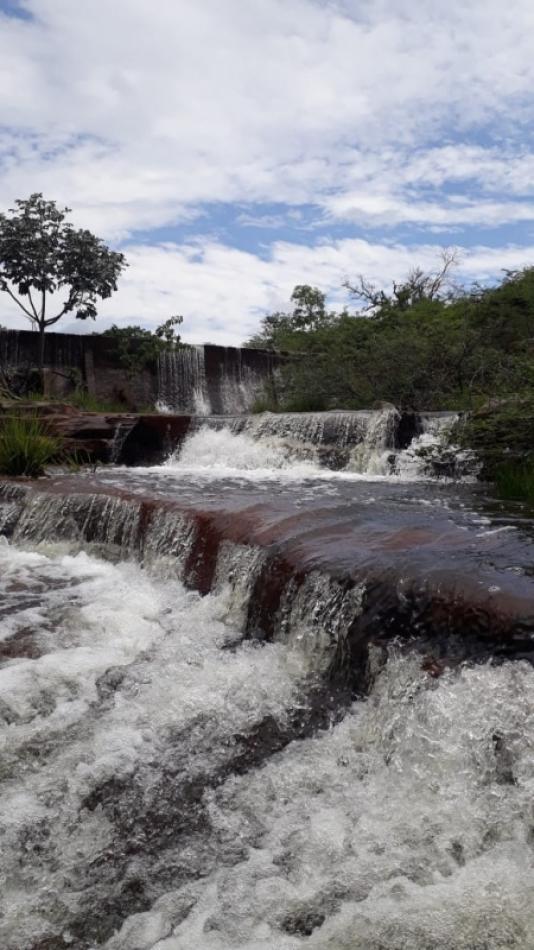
[
  {"x1": 101, "y1": 317, "x2": 183, "y2": 377},
  {"x1": 0, "y1": 194, "x2": 127, "y2": 372},
  {"x1": 282, "y1": 392, "x2": 329, "y2": 412},
  {"x1": 0, "y1": 415, "x2": 64, "y2": 477},
  {"x1": 453, "y1": 395, "x2": 534, "y2": 478},
  {"x1": 246, "y1": 285, "x2": 340, "y2": 349},
  {"x1": 66, "y1": 391, "x2": 130, "y2": 413},
  {"x1": 246, "y1": 265, "x2": 534, "y2": 413},
  {"x1": 494, "y1": 462, "x2": 534, "y2": 503},
  {"x1": 250, "y1": 395, "x2": 278, "y2": 414}
]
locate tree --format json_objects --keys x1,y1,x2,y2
[
  {"x1": 0, "y1": 193, "x2": 127, "y2": 380},
  {"x1": 343, "y1": 248, "x2": 461, "y2": 316},
  {"x1": 246, "y1": 285, "x2": 337, "y2": 349},
  {"x1": 101, "y1": 316, "x2": 183, "y2": 377}
]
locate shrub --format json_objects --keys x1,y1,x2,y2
[
  {"x1": 251, "y1": 396, "x2": 278, "y2": 414},
  {"x1": 0, "y1": 415, "x2": 64, "y2": 477},
  {"x1": 494, "y1": 462, "x2": 534, "y2": 504},
  {"x1": 281, "y1": 393, "x2": 329, "y2": 412},
  {"x1": 67, "y1": 390, "x2": 129, "y2": 413}
]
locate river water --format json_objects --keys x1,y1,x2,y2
[{"x1": 1, "y1": 423, "x2": 534, "y2": 949}]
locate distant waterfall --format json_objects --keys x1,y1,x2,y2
[
  {"x1": 157, "y1": 346, "x2": 210, "y2": 415},
  {"x1": 157, "y1": 345, "x2": 278, "y2": 415}
]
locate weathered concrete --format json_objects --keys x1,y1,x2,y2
[{"x1": 0, "y1": 329, "x2": 280, "y2": 412}]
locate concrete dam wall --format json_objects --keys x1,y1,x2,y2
[{"x1": 0, "y1": 329, "x2": 280, "y2": 413}]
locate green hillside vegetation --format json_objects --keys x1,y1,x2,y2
[
  {"x1": 247, "y1": 259, "x2": 534, "y2": 499},
  {"x1": 247, "y1": 260, "x2": 534, "y2": 414}
]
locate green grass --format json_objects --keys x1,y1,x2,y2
[
  {"x1": 250, "y1": 396, "x2": 278, "y2": 414},
  {"x1": 0, "y1": 415, "x2": 65, "y2": 477},
  {"x1": 63, "y1": 391, "x2": 129, "y2": 413},
  {"x1": 494, "y1": 461, "x2": 534, "y2": 503}
]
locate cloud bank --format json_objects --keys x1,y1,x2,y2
[{"x1": 0, "y1": 0, "x2": 533, "y2": 341}]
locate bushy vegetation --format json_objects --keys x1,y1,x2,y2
[
  {"x1": 101, "y1": 317, "x2": 183, "y2": 376},
  {"x1": 246, "y1": 260, "x2": 534, "y2": 413},
  {"x1": 453, "y1": 395, "x2": 534, "y2": 479},
  {"x1": 0, "y1": 415, "x2": 65, "y2": 477},
  {"x1": 494, "y1": 462, "x2": 534, "y2": 504},
  {"x1": 66, "y1": 390, "x2": 135, "y2": 413}
]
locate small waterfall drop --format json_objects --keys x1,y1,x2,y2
[
  {"x1": 0, "y1": 427, "x2": 533, "y2": 947},
  {"x1": 347, "y1": 406, "x2": 400, "y2": 475},
  {"x1": 157, "y1": 345, "x2": 277, "y2": 415},
  {"x1": 164, "y1": 408, "x2": 467, "y2": 479},
  {"x1": 157, "y1": 346, "x2": 211, "y2": 415},
  {"x1": 394, "y1": 412, "x2": 477, "y2": 480}
]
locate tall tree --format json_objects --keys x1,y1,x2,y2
[
  {"x1": 246, "y1": 284, "x2": 337, "y2": 348},
  {"x1": 0, "y1": 193, "x2": 127, "y2": 378}
]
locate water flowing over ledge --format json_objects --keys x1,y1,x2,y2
[
  {"x1": 1, "y1": 471, "x2": 533, "y2": 678},
  {"x1": 157, "y1": 345, "x2": 280, "y2": 415},
  {"x1": 1, "y1": 420, "x2": 533, "y2": 949},
  {"x1": 118, "y1": 407, "x2": 474, "y2": 477}
]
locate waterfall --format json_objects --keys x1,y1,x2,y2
[
  {"x1": 109, "y1": 420, "x2": 138, "y2": 464},
  {"x1": 347, "y1": 406, "x2": 400, "y2": 475},
  {"x1": 156, "y1": 345, "x2": 277, "y2": 415},
  {"x1": 157, "y1": 346, "x2": 211, "y2": 415},
  {"x1": 1, "y1": 450, "x2": 533, "y2": 946},
  {"x1": 164, "y1": 408, "x2": 468, "y2": 478},
  {"x1": 1, "y1": 518, "x2": 533, "y2": 948},
  {"x1": 394, "y1": 411, "x2": 476, "y2": 479}
]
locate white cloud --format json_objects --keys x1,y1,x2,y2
[
  {"x1": 1, "y1": 0, "x2": 534, "y2": 343},
  {"x1": 0, "y1": 0, "x2": 534, "y2": 236}
]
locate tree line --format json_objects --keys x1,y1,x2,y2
[{"x1": 246, "y1": 252, "x2": 534, "y2": 411}]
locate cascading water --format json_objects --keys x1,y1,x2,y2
[
  {"x1": 1, "y1": 525, "x2": 534, "y2": 949},
  {"x1": 394, "y1": 412, "x2": 475, "y2": 480},
  {"x1": 347, "y1": 406, "x2": 400, "y2": 475},
  {"x1": 157, "y1": 346, "x2": 211, "y2": 415},
  {"x1": 156, "y1": 345, "x2": 277, "y2": 416},
  {"x1": 0, "y1": 404, "x2": 529, "y2": 948},
  {"x1": 164, "y1": 408, "x2": 467, "y2": 479}
]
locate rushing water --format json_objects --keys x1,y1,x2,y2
[
  {"x1": 162, "y1": 408, "x2": 470, "y2": 480},
  {"x1": 1, "y1": 417, "x2": 533, "y2": 949}
]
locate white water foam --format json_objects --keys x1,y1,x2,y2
[
  {"x1": 164, "y1": 428, "x2": 335, "y2": 480},
  {"x1": 105, "y1": 653, "x2": 534, "y2": 950},
  {"x1": 2, "y1": 533, "x2": 534, "y2": 948},
  {"x1": 163, "y1": 410, "x2": 466, "y2": 483},
  {"x1": 0, "y1": 537, "x2": 308, "y2": 949}
]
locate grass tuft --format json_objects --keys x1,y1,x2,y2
[
  {"x1": 494, "y1": 461, "x2": 534, "y2": 503},
  {"x1": 62, "y1": 391, "x2": 129, "y2": 413},
  {"x1": 0, "y1": 415, "x2": 64, "y2": 477}
]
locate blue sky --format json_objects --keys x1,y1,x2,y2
[{"x1": 1, "y1": 0, "x2": 534, "y2": 344}]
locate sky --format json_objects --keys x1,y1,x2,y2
[{"x1": 1, "y1": 0, "x2": 534, "y2": 345}]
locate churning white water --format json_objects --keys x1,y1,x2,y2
[
  {"x1": 1, "y1": 533, "x2": 534, "y2": 949},
  {"x1": 113, "y1": 657, "x2": 534, "y2": 950},
  {"x1": 165, "y1": 428, "x2": 325, "y2": 479},
  {"x1": 164, "y1": 410, "x2": 466, "y2": 481},
  {"x1": 0, "y1": 537, "x2": 307, "y2": 949}
]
